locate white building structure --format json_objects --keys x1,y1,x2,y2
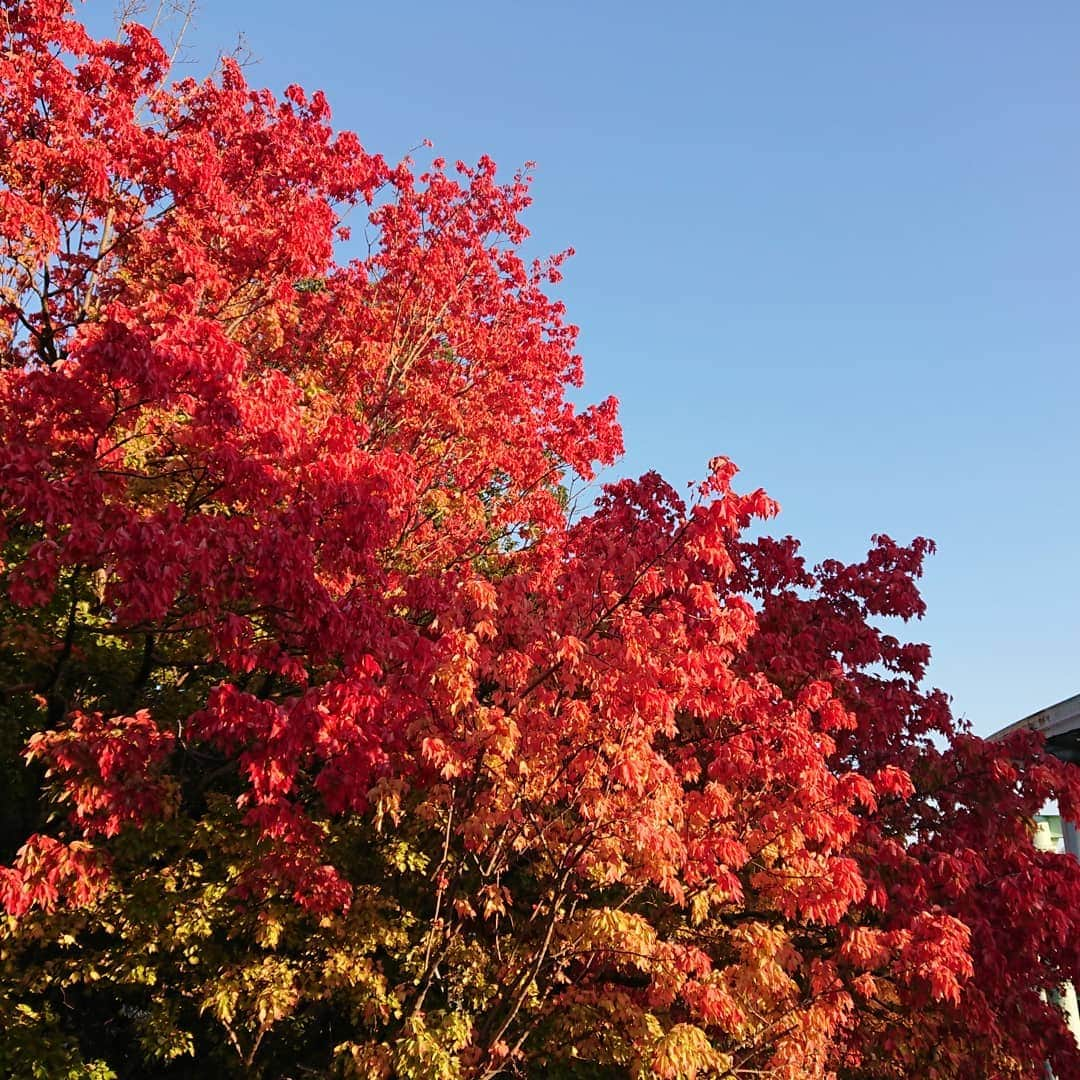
[{"x1": 989, "y1": 692, "x2": 1080, "y2": 1056}]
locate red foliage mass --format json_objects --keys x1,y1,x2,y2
[{"x1": 1, "y1": 3, "x2": 1078, "y2": 1077}]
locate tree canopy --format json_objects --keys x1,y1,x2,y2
[{"x1": 1, "y1": 3, "x2": 1079, "y2": 1077}]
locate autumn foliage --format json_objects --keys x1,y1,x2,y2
[{"x1": 1, "y1": 3, "x2": 1079, "y2": 1077}]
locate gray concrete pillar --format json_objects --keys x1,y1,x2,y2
[
  {"x1": 1062, "y1": 817, "x2": 1080, "y2": 862},
  {"x1": 1035, "y1": 815, "x2": 1080, "y2": 1060}
]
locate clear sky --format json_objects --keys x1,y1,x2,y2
[{"x1": 87, "y1": 0, "x2": 1079, "y2": 737}]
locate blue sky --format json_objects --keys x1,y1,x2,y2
[{"x1": 87, "y1": 1, "x2": 1079, "y2": 736}]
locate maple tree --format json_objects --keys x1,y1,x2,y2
[{"x1": 1, "y1": 3, "x2": 1079, "y2": 1078}]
